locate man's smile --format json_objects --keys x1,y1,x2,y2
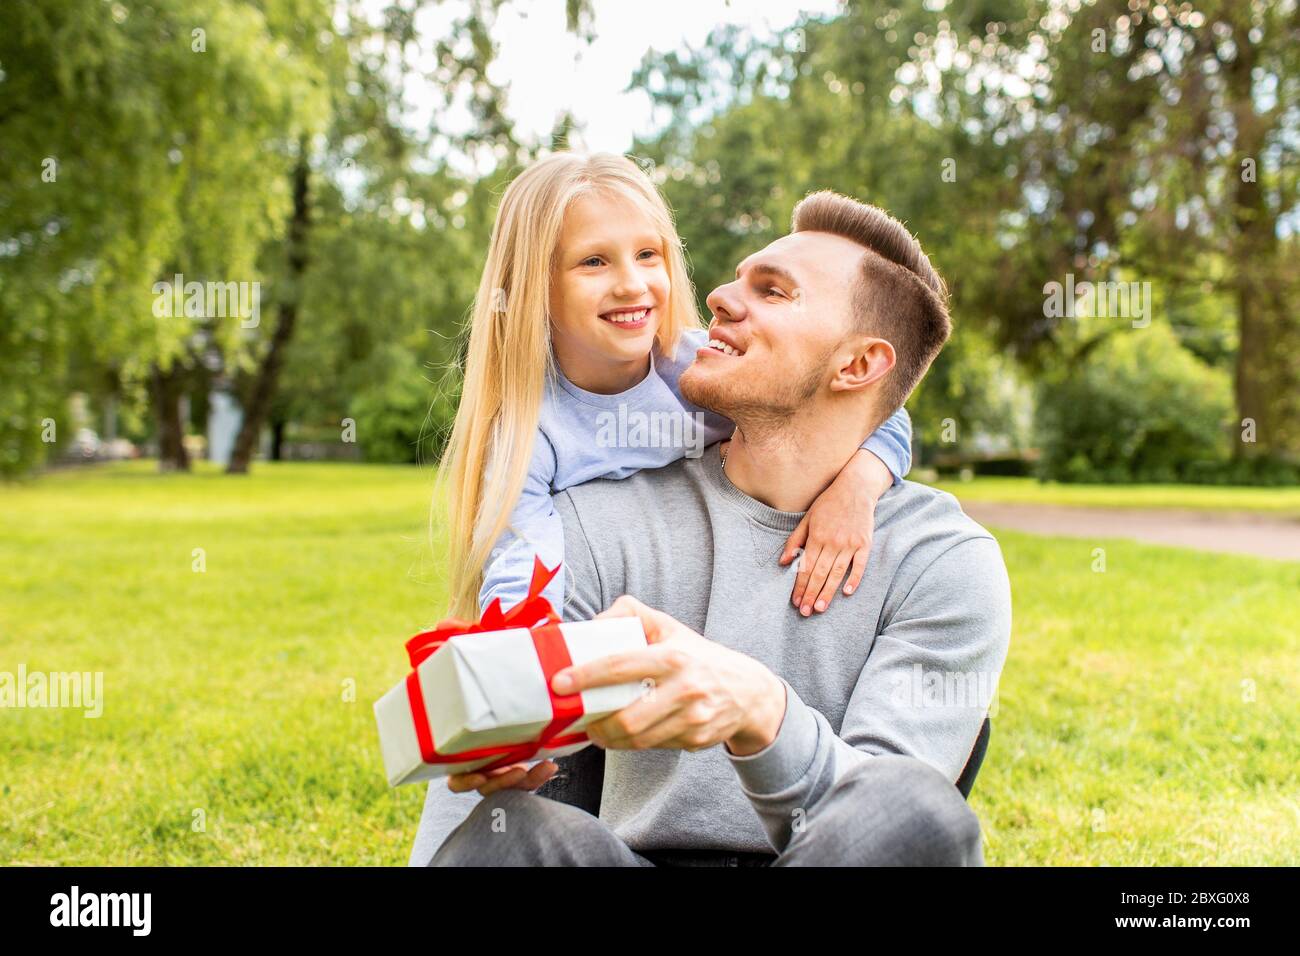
[{"x1": 699, "y1": 326, "x2": 747, "y2": 357}]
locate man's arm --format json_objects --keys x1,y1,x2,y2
[{"x1": 727, "y1": 536, "x2": 1012, "y2": 853}]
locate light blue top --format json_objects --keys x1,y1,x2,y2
[{"x1": 479, "y1": 327, "x2": 913, "y2": 615}]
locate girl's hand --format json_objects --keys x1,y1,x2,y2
[
  {"x1": 446, "y1": 759, "x2": 559, "y2": 797},
  {"x1": 778, "y1": 449, "x2": 893, "y2": 615}
]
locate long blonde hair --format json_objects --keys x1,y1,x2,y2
[{"x1": 440, "y1": 152, "x2": 700, "y2": 619}]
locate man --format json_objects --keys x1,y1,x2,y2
[{"x1": 410, "y1": 190, "x2": 1012, "y2": 866}]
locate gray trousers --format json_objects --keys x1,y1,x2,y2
[{"x1": 430, "y1": 754, "x2": 984, "y2": 867}]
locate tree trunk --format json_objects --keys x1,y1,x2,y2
[
  {"x1": 227, "y1": 146, "x2": 311, "y2": 474},
  {"x1": 152, "y1": 363, "x2": 191, "y2": 472},
  {"x1": 1226, "y1": 35, "x2": 1299, "y2": 461},
  {"x1": 270, "y1": 419, "x2": 286, "y2": 461},
  {"x1": 1232, "y1": 259, "x2": 1300, "y2": 462}
]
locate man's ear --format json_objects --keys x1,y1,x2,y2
[{"x1": 830, "y1": 337, "x2": 896, "y2": 393}]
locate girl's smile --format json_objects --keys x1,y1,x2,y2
[{"x1": 599, "y1": 305, "x2": 653, "y2": 330}]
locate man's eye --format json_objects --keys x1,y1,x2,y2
[{"x1": 766, "y1": 287, "x2": 786, "y2": 298}]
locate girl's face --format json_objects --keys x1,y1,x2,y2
[{"x1": 549, "y1": 191, "x2": 670, "y2": 394}]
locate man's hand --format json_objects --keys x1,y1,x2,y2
[
  {"x1": 779, "y1": 448, "x2": 892, "y2": 616},
  {"x1": 551, "y1": 596, "x2": 787, "y2": 757}
]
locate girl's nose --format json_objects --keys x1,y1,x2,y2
[{"x1": 613, "y1": 261, "x2": 649, "y2": 298}]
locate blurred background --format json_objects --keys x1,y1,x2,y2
[
  {"x1": 1, "y1": 0, "x2": 1296, "y2": 865},
  {"x1": 4, "y1": 0, "x2": 1297, "y2": 480}
]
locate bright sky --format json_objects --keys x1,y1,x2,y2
[{"x1": 399, "y1": 0, "x2": 841, "y2": 169}]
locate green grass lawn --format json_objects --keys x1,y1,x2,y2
[
  {"x1": 927, "y1": 475, "x2": 1300, "y2": 517},
  {"x1": 2, "y1": 461, "x2": 1297, "y2": 864}
]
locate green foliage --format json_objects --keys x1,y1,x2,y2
[
  {"x1": 347, "y1": 346, "x2": 442, "y2": 464},
  {"x1": 909, "y1": 323, "x2": 1033, "y2": 458},
  {"x1": 1180, "y1": 455, "x2": 1300, "y2": 488},
  {"x1": 6, "y1": 0, "x2": 1297, "y2": 478},
  {"x1": 957, "y1": 0, "x2": 1299, "y2": 454},
  {"x1": 270, "y1": 166, "x2": 500, "y2": 463},
  {"x1": 0, "y1": 0, "x2": 330, "y2": 476},
  {"x1": 1034, "y1": 324, "x2": 1233, "y2": 483}
]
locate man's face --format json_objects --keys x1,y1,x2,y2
[{"x1": 680, "y1": 231, "x2": 865, "y2": 422}]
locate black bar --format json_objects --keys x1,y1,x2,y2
[{"x1": 0, "y1": 866, "x2": 1282, "y2": 941}]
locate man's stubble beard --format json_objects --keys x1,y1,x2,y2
[{"x1": 680, "y1": 345, "x2": 833, "y2": 436}]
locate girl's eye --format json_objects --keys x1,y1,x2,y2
[
  {"x1": 581, "y1": 256, "x2": 603, "y2": 267},
  {"x1": 638, "y1": 249, "x2": 660, "y2": 260}
]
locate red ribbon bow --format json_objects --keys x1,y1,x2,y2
[{"x1": 403, "y1": 558, "x2": 588, "y2": 773}]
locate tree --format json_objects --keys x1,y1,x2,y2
[
  {"x1": 0, "y1": 0, "x2": 328, "y2": 475},
  {"x1": 903, "y1": 0, "x2": 1299, "y2": 459}
]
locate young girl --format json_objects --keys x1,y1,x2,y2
[{"x1": 440, "y1": 153, "x2": 912, "y2": 627}]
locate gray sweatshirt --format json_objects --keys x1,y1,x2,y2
[{"x1": 409, "y1": 442, "x2": 1011, "y2": 863}]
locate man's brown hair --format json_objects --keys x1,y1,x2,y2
[{"x1": 791, "y1": 190, "x2": 951, "y2": 419}]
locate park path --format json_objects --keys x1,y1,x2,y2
[{"x1": 960, "y1": 502, "x2": 1300, "y2": 561}]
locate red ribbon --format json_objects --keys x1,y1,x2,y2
[{"x1": 403, "y1": 558, "x2": 588, "y2": 773}]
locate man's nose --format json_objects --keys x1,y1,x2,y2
[{"x1": 706, "y1": 282, "x2": 745, "y2": 324}]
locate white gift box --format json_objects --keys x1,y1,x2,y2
[{"x1": 374, "y1": 616, "x2": 649, "y2": 786}]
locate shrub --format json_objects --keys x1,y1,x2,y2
[
  {"x1": 1034, "y1": 325, "x2": 1233, "y2": 483},
  {"x1": 347, "y1": 348, "x2": 457, "y2": 465}
]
